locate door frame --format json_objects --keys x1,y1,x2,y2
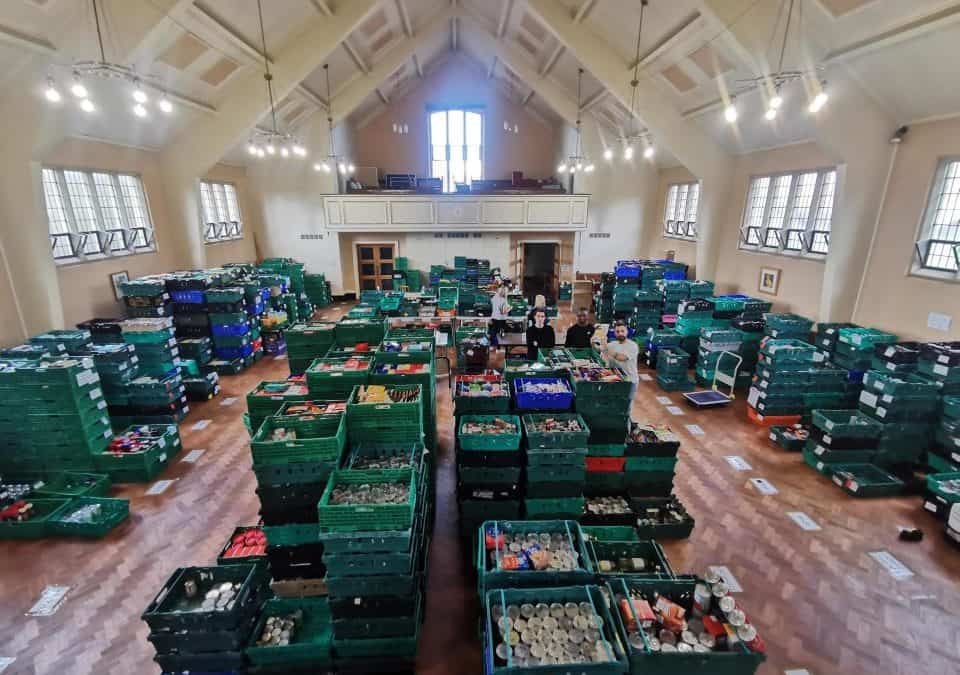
[
  {"x1": 519, "y1": 239, "x2": 562, "y2": 299},
  {"x1": 353, "y1": 239, "x2": 400, "y2": 293}
]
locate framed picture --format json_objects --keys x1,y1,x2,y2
[
  {"x1": 110, "y1": 271, "x2": 129, "y2": 301},
  {"x1": 758, "y1": 266, "x2": 781, "y2": 296}
]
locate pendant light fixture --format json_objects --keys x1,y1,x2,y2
[
  {"x1": 722, "y1": 0, "x2": 827, "y2": 124},
  {"x1": 621, "y1": 0, "x2": 655, "y2": 162},
  {"x1": 247, "y1": 0, "x2": 308, "y2": 159},
  {"x1": 556, "y1": 68, "x2": 594, "y2": 179},
  {"x1": 312, "y1": 64, "x2": 353, "y2": 179},
  {"x1": 41, "y1": 0, "x2": 173, "y2": 117}
]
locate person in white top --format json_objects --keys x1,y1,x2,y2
[
  {"x1": 489, "y1": 285, "x2": 511, "y2": 347},
  {"x1": 599, "y1": 321, "x2": 640, "y2": 403}
]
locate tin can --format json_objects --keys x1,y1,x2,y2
[{"x1": 693, "y1": 583, "x2": 712, "y2": 614}]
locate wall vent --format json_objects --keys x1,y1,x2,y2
[
  {"x1": 588, "y1": 233, "x2": 611, "y2": 239},
  {"x1": 447, "y1": 232, "x2": 470, "y2": 239},
  {"x1": 299, "y1": 233, "x2": 324, "y2": 240}
]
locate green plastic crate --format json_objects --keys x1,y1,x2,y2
[
  {"x1": 263, "y1": 522, "x2": 319, "y2": 547},
  {"x1": 459, "y1": 465, "x2": 522, "y2": 485},
  {"x1": 926, "y1": 471, "x2": 960, "y2": 502},
  {"x1": 317, "y1": 469, "x2": 417, "y2": 533},
  {"x1": 522, "y1": 413, "x2": 590, "y2": 449},
  {"x1": 580, "y1": 525, "x2": 639, "y2": 542},
  {"x1": 47, "y1": 496, "x2": 129, "y2": 538},
  {"x1": 588, "y1": 539, "x2": 675, "y2": 579},
  {"x1": 250, "y1": 413, "x2": 346, "y2": 464},
  {"x1": 830, "y1": 463, "x2": 904, "y2": 497},
  {"x1": 245, "y1": 599, "x2": 332, "y2": 667},
  {"x1": 33, "y1": 472, "x2": 111, "y2": 498},
  {"x1": 811, "y1": 409, "x2": 883, "y2": 438},
  {"x1": 523, "y1": 496, "x2": 585, "y2": 519},
  {"x1": 0, "y1": 498, "x2": 70, "y2": 539},
  {"x1": 458, "y1": 415, "x2": 522, "y2": 451},
  {"x1": 526, "y1": 446, "x2": 588, "y2": 467}
]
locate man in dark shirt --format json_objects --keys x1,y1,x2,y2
[
  {"x1": 526, "y1": 308, "x2": 556, "y2": 360},
  {"x1": 564, "y1": 308, "x2": 595, "y2": 348}
]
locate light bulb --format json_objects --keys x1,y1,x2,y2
[
  {"x1": 322, "y1": 162, "x2": 331, "y2": 173},
  {"x1": 313, "y1": 163, "x2": 322, "y2": 171},
  {"x1": 257, "y1": 148, "x2": 265, "y2": 158},
  {"x1": 280, "y1": 146, "x2": 290, "y2": 157},
  {"x1": 80, "y1": 98, "x2": 95, "y2": 113},
  {"x1": 557, "y1": 163, "x2": 567, "y2": 173},
  {"x1": 393, "y1": 123, "x2": 398, "y2": 133},
  {"x1": 809, "y1": 90, "x2": 828, "y2": 113},
  {"x1": 603, "y1": 148, "x2": 613, "y2": 161},
  {"x1": 133, "y1": 103, "x2": 147, "y2": 118},
  {"x1": 514, "y1": 124, "x2": 518, "y2": 134},
  {"x1": 70, "y1": 75, "x2": 88, "y2": 99},
  {"x1": 247, "y1": 142, "x2": 258, "y2": 155},
  {"x1": 624, "y1": 145, "x2": 634, "y2": 160},
  {"x1": 643, "y1": 145, "x2": 655, "y2": 159},
  {"x1": 158, "y1": 96, "x2": 173, "y2": 113},
  {"x1": 338, "y1": 162, "x2": 347, "y2": 173},
  {"x1": 724, "y1": 103, "x2": 738, "y2": 123},
  {"x1": 403, "y1": 124, "x2": 409, "y2": 134},
  {"x1": 504, "y1": 121, "x2": 509, "y2": 131},
  {"x1": 585, "y1": 164, "x2": 595, "y2": 173},
  {"x1": 765, "y1": 107, "x2": 777, "y2": 121},
  {"x1": 347, "y1": 164, "x2": 355, "y2": 173},
  {"x1": 132, "y1": 83, "x2": 148, "y2": 104},
  {"x1": 266, "y1": 143, "x2": 275, "y2": 155},
  {"x1": 293, "y1": 145, "x2": 306, "y2": 157},
  {"x1": 576, "y1": 162, "x2": 583, "y2": 170},
  {"x1": 569, "y1": 166, "x2": 576, "y2": 174},
  {"x1": 44, "y1": 78, "x2": 61, "y2": 103},
  {"x1": 769, "y1": 93, "x2": 783, "y2": 109}
]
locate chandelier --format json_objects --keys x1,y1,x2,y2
[
  {"x1": 618, "y1": 0, "x2": 654, "y2": 162},
  {"x1": 312, "y1": 64, "x2": 354, "y2": 175},
  {"x1": 557, "y1": 69, "x2": 594, "y2": 176},
  {"x1": 42, "y1": 0, "x2": 173, "y2": 118},
  {"x1": 722, "y1": 0, "x2": 827, "y2": 124},
  {"x1": 246, "y1": 0, "x2": 307, "y2": 159}
]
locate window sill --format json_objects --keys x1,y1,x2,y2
[
  {"x1": 54, "y1": 247, "x2": 157, "y2": 267},
  {"x1": 908, "y1": 265, "x2": 960, "y2": 284},
  {"x1": 663, "y1": 234, "x2": 697, "y2": 242},
  {"x1": 204, "y1": 236, "x2": 245, "y2": 245},
  {"x1": 737, "y1": 245, "x2": 827, "y2": 263}
]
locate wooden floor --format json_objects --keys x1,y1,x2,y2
[{"x1": 1, "y1": 305, "x2": 958, "y2": 675}]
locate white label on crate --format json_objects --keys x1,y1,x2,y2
[
  {"x1": 100, "y1": 416, "x2": 108, "y2": 427},
  {"x1": 145, "y1": 479, "x2": 176, "y2": 496},
  {"x1": 769, "y1": 431, "x2": 777, "y2": 441},
  {"x1": 182, "y1": 449, "x2": 205, "y2": 463},
  {"x1": 882, "y1": 393, "x2": 893, "y2": 404},
  {"x1": 757, "y1": 389, "x2": 768, "y2": 400},
  {"x1": 655, "y1": 396, "x2": 672, "y2": 405},
  {"x1": 816, "y1": 461, "x2": 825, "y2": 471},
  {"x1": 274, "y1": 354, "x2": 288, "y2": 361},
  {"x1": 886, "y1": 361, "x2": 897, "y2": 372},
  {"x1": 812, "y1": 352, "x2": 825, "y2": 363},
  {"x1": 949, "y1": 504, "x2": 960, "y2": 530},
  {"x1": 785, "y1": 670, "x2": 812, "y2": 675},
  {"x1": 157, "y1": 438, "x2": 166, "y2": 449},
  {"x1": 103, "y1": 429, "x2": 111, "y2": 439},
  {"x1": 884, "y1": 346, "x2": 896, "y2": 357},
  {"x1": 724, "y1": 456, "x2": 752, "y2": 471},
  {"x1": 0, "y1": 657, "x2": 14, "y2": 673},
  {"x1": 707, "y1": 566, "x2": 742, "y2": 593},
  {"x1": 220, "y1": 397, "x2": 237, "y2": 407},
  {"x1": 183, "y1": 405, "x2": 190, "y2": 415},
  {"x1": 832, "y1": 475, "x2": 844, "y2": 487},
  {"x1": 191, "y1": 419, "x2": 211, "y2": 431},
  {"x1": 787, "y1": 512, "x2": 821, "y2": 531},
  {"x1": 686, "y1": 424, "x2": 705, "y2": 436},
  {"x1": 157, "y1": 453, "x2": 167, "y2": 463},
  {"x1": 89, "y1": 387, "x2": 102, "y2": 401},
  {"x1": 852, "y1": 334, "x2": 863, "y2": 346},
  {"x1": 924, "y1": 501, "x2": 938, "y2": 513},
  {"x1": 96, "y1": 400, "x2": 107, "y2": 410},
  {"x1": 822, "y1": 434, "x2": 833, "y2": 445},
  {"x1": 750, "y1": 477, "x2": 779, "y2": 495},
  {"x1": 934, "y1": 364, "x2": 949, "y2": 377},
  {"x1": 876, "y1": 407, "x2": 887, "y2": 419},
  {"x1": 860, "y1": 391, "x2": 878, "y2": 407},
  {"x1": 952, "y1": 452, "x2": 960, "y2": 463},
  {"x1": 814, "y1": 445, "x2": 827, "y2": 456},
  {"x1": 939, "y1": 354, "x2": 950, "y2": 365},
  {"x1": 27, "y1": 585, "x2": 70, "y2": 616},
  {"x1": 118, "y1": 362, "x2": 127, "y2": 371},
  {"x1": 666, "y1": 406, "x2": 685, "y2": 416},
  {"x1": 638, "y1": 373, "x2": 653, "y2": 381},
  {"x1": 868, "y1": 551, "x2": 913, "y2": 580},
  {"x1": 167, "y1": 337, "x2": 177, "y2": 347},
  {"x1": 330, "y1": 372, "x2": 343, "y2": 377},
  {"x1": 747, "y1": 387, "x2": 761, "y2": 408},
  {"x1": 131, "y1": 355, "x2": 139, "y2": 364}
]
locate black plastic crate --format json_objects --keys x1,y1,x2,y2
[{"x1": 266, "y1": 542, "x2": 326, "y2": 580}]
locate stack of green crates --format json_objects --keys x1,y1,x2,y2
[
  {"x1": 858, "y1": 371, "x2": 940, "y2": 465},
  {"x1": 803, "y1": 409, "x2": 883, "y2": 475},
  {"x1": 31, "y1": 329, "x2": 92, "y2": 353},
  {"x1": 306, "y1": 356, "x2": 372, "y2": 400},
  {"x1": 285, "y1": 322, "x2": 336, "y2": 375},
  {"x1": 813, "y1": 322, "x2": 859, "y2": 363},
  {"x1": 0, "y1": 356, "x2": 109, "y2": 473},
  {"x1": 750, "y1": 339, "x2": 821, "y2": 417},
  {"x1": 695, "y1": 329, "x2": 749, "y2": 387},
  {"x1": 624, "y1": 422, "x2": 680, "y2": 499},
  {"x1": 572, "y1": 365, "x2": 633, "y2": 443},
  {"x1": 659, "y1": 279, "x2": 690, "y2": 315},
  {"x1": 335, "y1": 317, "x2": 384, "y2": 346},
  {"x1": 319, "y1": 452, "x2": 427, "y2": 672},
  {"x1": 917, "y1": 343, "x2": 960, "y2": 396},
  {"x1": 613, "y1": 278, "x2": 638, "y2": 316},
  {"x1": 833, "y1": 327, "x2": 897, "y2": 371},
  {"x1": 656, "y1": 348, "x2": 694, "y2": 392},
  {"x1": 559, "y1": 282, "x2": 573, "y2": 301},
  {"x1": 639, "y1": 265, "x2": 663, "y2": 291},
  {"x1": 121, "y1": 318, "x2": 179, "y2": 375},
  {"x1": 765, "y1": 313, "x2": 814, "y2": 341},
  {"x1": 632, "y1": 289, "x2": 662, "y2": 336},
  {"x1": 246, "y1": 378, "x2": 313, "y2": 435},
  {"x1": 932, "y1": 395, "x2": 960, "y2": 471},
  {"x1": 346, "y1": 384, "x2": 423, "y2": 445},
  {"x1": 303, "y1": 273, "x2": 332, "y2": 307},
  {"x1": 93, "y1": 424, "x2": 179, "y2": 482},
  {"x1": 522, "y1": 414, "x2": 589, "y2": 519},
  {"x1": 370, "y1": 350, "x2": 436, "y2": 449},
  {"x1": 177, "y1": 337, "x2": 212, "y2": 366},
  {"x1": 688, "y1": 280, "x2": 715, "y2": 298},
  {"x1": 258, "y1": 258, "x2": 305, "y2": 294},
  {"x1": 457, "y1": 413, "x2": 522, "y2": 536},
  {"x1": 82, "y1": 343, "x2": 140, "y2": 407}
]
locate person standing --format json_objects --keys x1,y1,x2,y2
[
  {"x1": 564, "y1": 308, "x2": 595, "y2": 348},
  {"x1": 601, "y1": 321, "x2": 639, "y2": 402},
  {"x1": 526, "y1": 308, "x2": 555, "y2": 360},
  {"x1": 489, "y1": 285, "x2": 511, "y2": 347}
]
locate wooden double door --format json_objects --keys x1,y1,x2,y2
[{"x1": 357, "y1": 243, "x2": 397, "y2": 291}]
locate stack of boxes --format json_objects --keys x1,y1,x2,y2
[
  {"x1": 304, "y1": 272, "x2": 332, "y2": 308},
  {"x1": 120, "y1": 277, "x2": 171, "y2": 320},
  {"x1": 804, "y1": 409, "x2": 883, "y2": 475},
  {"x1": 169, "y1": 281, "x2": 211, "y2": 346},
  {"x1": 245, "y1": 377, "x2": 312, "y2": 435},
  {"x1": 656, "y1": 347, "x2": 694, "y2": 392},
  {"x1": 764, "y1": 314, "x2": 814, "y2": 341},
  {"x1": 522, "y1": 413, "x2": 590, "y2": 521},
  {"x1": 858, "y1": 370, "x2": 940, "y2": 467},
  {"x1": 695, "y1": 328, "x2": 749, "y2": 388},
  {"x1": 373, "y1": 333, "x2": 436, "y2": 449},
  {"x1": 917, "y1": 342, "x2": 960, "y2": 396},
  {"x1": 833, "y1": 327, "x2": 897, "y2": 373},
  {"x1": 613, "y1": 262, "x2": 641, "y2": 320},
  {"x1": 306, "y1": 356, "x2": 373, "y2": 400},
  {"x1": 454, "y1": 374, "x2": 518, "y2": 539},
  {"x1": 595, "y1": 273, "x2": 614, "y2": 323},
  {"x1": 571, "y1": 365, "x2": 632, "y2": 444},
  {"x1": 631, "y1": 289, "x2": 662, "y2": 338},
  {"x1": 659, "y1": 279, "x2": 690, "y2": 316},
  {"x1": 748, "y1": 339, "x2": 822, "y2": 422},
  {"x1": 85, "y1": 343, "x2": 140, "y2": 408},
  {"x1": 209, "y1": 286, "x2": 260, "y2": 372},
  {"x1": 116, "y1": 318, "x2": 188, "y2": 425},
  {"x1": 932, "y1": 395, "x2": 960, "y2": 472},
  {"x1": 675, "y1": 298, "x2": 718, "y2": 359},
  {"x1": 285, "y1": 322, "x2": 336, "y2": 375}
]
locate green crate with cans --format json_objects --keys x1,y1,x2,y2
[
  {"x1": 346, "y1": 384, "x2": 423, "y2": 445},
  {"x1": 305, "y1": 355, "x2": 372, "y2": 399},
  {"x1": 285, "y1": 321, "x2": 336, "y2": 375}
]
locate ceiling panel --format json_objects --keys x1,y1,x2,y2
[
  {"x1": 197, "y1": 0, "x2": 317, "y2": 56},
  {"x1": 301, "y1": 45, "x2": 360, "y2": 100},
  {"x1": 157, "y1": 32, "x2": 210, "y2": 71}
]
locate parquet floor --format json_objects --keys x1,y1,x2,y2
[{"x1": 0, "y1": 304, "x2": 958, "y2": 675}]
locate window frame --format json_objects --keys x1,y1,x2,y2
[
  {"x1": 41, "y1": 166, "x2": 156, "y2": 265},
  {"x1": 427, "y1": 107, "x2": 484, "y2": 193},
  {"x1": 663, "y1": 181, "x2": 699, "y2": 241},
  {"x1": 911, "y1": 156, "x2": 960, "y2": 281},
  {"x1": 199, "y1": 180, "x2": 244, "y2": 244},
  {"x1": 738, "y1": 167, "x2": 837, "y2": 260}
]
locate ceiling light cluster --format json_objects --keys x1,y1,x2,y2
[
  {"x1": 607, "y1": 0, "x2": 656, "y2": 165},
  {"x1": 392, "y1": 123, "x2": 409, "y2": 134},
  {"x1": 248, "y1": 0, "x2": 309, "y2": 161},
  {"x1": 557, "y1": 69, "x2": 595, "y2": 176},
  {"x1": 312, "y1": 63, "x2": 353, "y2": 177},
  {"x1": 722, "y1": 0, "x2": 828, "y2": 125},
  {"x1": 42, "y1": 1, "x2": 173, "y2": 118},
  {"x1": 503, "y1": 121, "x2": 519, "y2": 134}
]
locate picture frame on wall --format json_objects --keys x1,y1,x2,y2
[
  {"x1": 758, "y1": 266, "x2": 781, "y2": 296},
  {"x1": 110, "y1": 271, "x2": 129, "y2": 301}
]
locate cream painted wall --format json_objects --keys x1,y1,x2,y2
[
  {"x1": 352, "y1": 56, "x2": 558, "y2": 181},
  {"x1": 712, "y1": 142, "x2": 834, "y2": 319},
  {"x1": 202, "y1": 163, "x2": 259, "y2": 268},
  {"x1": 652, "y1": 166, "x2": 698, "y2": 272},
  {"x1": 853, "y1": 117, "x2": 960, "y2": 340}
]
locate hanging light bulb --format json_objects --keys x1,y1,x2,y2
[
  {"x1": 338, "y1": 162, "x2": 347, "y2": 173},
  {"x1": 247, "y1": 142, "x2": 258, "y2": 156},
  {"x1": 769, "y1": 88, "x2": 783, "y2": 110},
  {"x1": 313, "y1": 163, "x2": 322, "y2": 171},
  {"x1": 347, "y1": 164, "x2": 355, "y2": 173},
  {"x1": 322, "y1": 162, "x2": 331, "y2": 173},
  {"x1": 557, "y1": 163, "x2": 567, "y2": 173},
  {"x1": 724, "y1": 100, "x2": 738, "y2": 123},
  {"x1": 132, "y1": 81, "x2": 148, "y2": 104},
  {"x1": 265, "y1": 143, "x2": 275, "y2": 155},
  {"x1": 585, "y1": 164, "x2": 595, "y2": 173},
  {"x1": 70, "y1": 74, "x2": 88, "y2": 99},
  {"x1": 80, "y1": 98, "x2": 95, "y2": 113},
  {"x1": 569, "y1": 166, "x2": 576, "y2": 174},
  {"x1": 280, "y1": 145, "x2": 290, "y2": 157},
  {"x1": 403, "y1": 124, "x2": 409, "y2": 134},
  {"x1": 503, "y1": 121, "x2": 509, "y2": 131},
  {"x1": 643, "y1": 144, "x2": 655, "y2": 159},
  {"x1": 513, "y1": 124, "x2": 518, "y2": 134},
  {"x1": 576, "y1": 162, "x2": 583, "y2": 171},
  {"x1": 809, "y1": 85, "x2": 828, "y2": 113},
  {"x1": 44, "y1": 78, "x2": 61, "y2": 103},
  {"x1": 158, "y1": 94, "x2": 173, "y2": 113},
  {"x1": 603, "y1": 148, "x2": 613, "y2": 161},
  {"x1": 133, "y1": 103, "x2": 148, "y2": 118},
  {"x1": 293, "y1": 144, "x2": 306, "y2": 157},
  {"x1": 624, "y1": 145, "x2": 634, "y2": 161},
  {"x1": 765, "y1": 107, "x2": 777, "y2": 121},
  {"x1": 256, "y1": 147, "x2": 265, "y2": 158}
]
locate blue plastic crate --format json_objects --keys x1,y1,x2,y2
[
  {"x1": 211, "y1": 323, "x2": 251, "y2": 337},
  {"x1": 663, "y1": 270, "x2": 687, "y2": 280},
  {"x1": 215, "y1": 343, "x2": 254, "y2": 360},
  {"x1": 513, "y1": 377, "x2": 574, "y2": 411},
  {"x1": 170, "y1": 290, "x2": 205, "y2": 304},
  {"x1": 246, "y1": 302, "x2": 264, "y2": 316}
]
